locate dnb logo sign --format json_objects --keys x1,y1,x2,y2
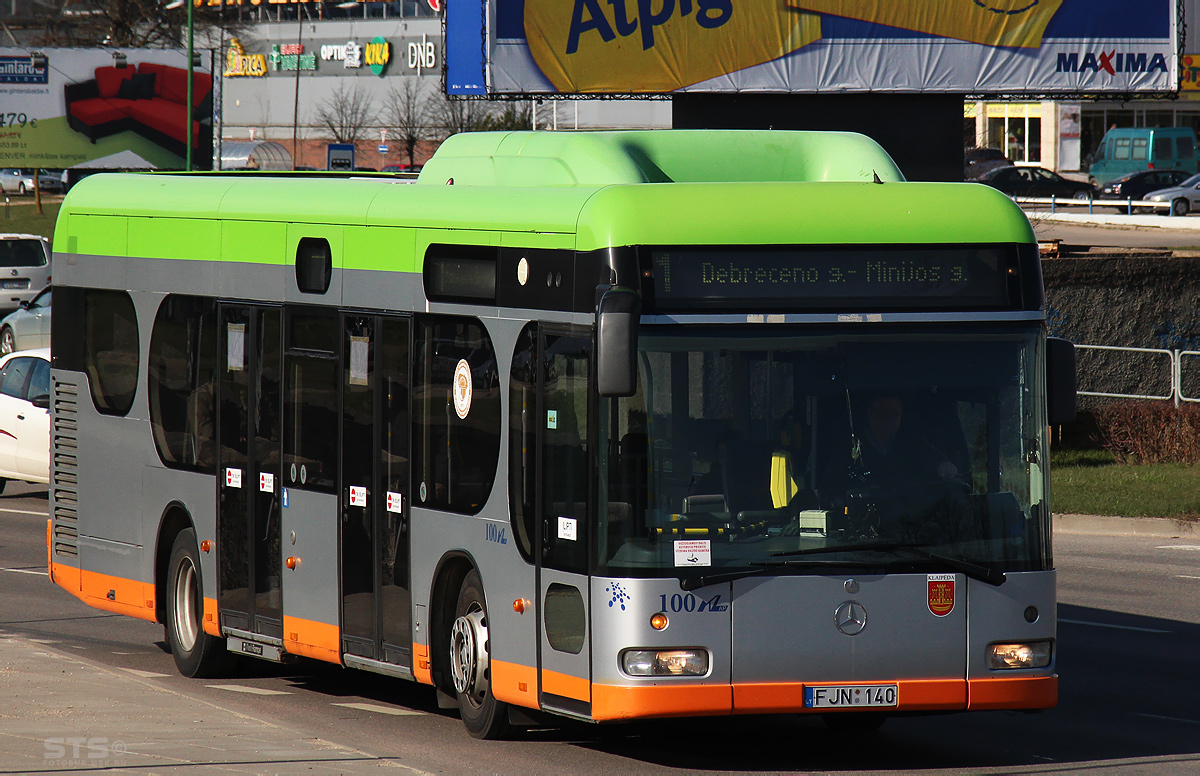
[{"x1": 928, "y1": 574, "x2": 955, "y2": 617}]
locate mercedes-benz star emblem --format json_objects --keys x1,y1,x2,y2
[{"x1": 834, "y1": 601, "x2": 868, "y2": 636}]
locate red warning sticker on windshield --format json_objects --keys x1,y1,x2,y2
[{"x1": 928, "y1": 574, "x2": 955, "y2": 617}]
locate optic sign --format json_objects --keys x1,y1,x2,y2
[
  {"x1": 463, "y1": 0, "x2": 1178, "y2": 95},
  {"x1": 320, "y1": 38, "x2": 391, "y2": 75}
]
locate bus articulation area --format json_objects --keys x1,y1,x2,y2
[{"x1": 48, "y1": 130, "x2": 1075, "y2": 739}]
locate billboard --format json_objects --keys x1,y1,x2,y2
[
  {"x1": 454, "y1": 0, "x2": 1178, "y2": 95},
  {"x1": 0, "y1": 48, "x2": 215, "y2": 170}
]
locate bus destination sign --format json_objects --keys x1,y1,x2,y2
[{"x1": 647, "y1": 245, "x2": 1017, "y2": 312}]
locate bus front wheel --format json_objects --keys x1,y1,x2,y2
[
  {"x1": 165, "y1": 528, "x2": 233, "y2": 678},
  {"x1": 449, "y1": 569, "x2": 511, "y2": 739}
]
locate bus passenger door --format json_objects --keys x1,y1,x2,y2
[
  {"x1": 536, "y1": 331, "x2": 593, "y2": 716},
  {"x1": 340, "y1": 315, "x2": 412, "y2": 667},
  {"x1": 217, "y1": 305, "x2": 283, "y2": 640}
]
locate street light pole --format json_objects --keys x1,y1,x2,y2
[{"x1": 186, "y1": 0, "x2": 194, "y2": 171}]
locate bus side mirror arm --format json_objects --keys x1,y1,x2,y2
[
  {"x1": 1047, "y1": 337, "x2": 1077, "y2": 426},
  {"x1": 596, "y1": 286, "x2": 641, "y2": 397}
]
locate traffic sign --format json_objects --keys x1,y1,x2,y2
[{"x1": 378, "y1": 144, "x2": 389, "y2": 154}]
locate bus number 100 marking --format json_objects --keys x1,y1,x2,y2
[{"x1": 658, "y1": 593, "x2": 728, "y2": 613}]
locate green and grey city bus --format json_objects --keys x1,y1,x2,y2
[{"x1": 48, "y1": 130, "x2": 1074, "y2": 738}]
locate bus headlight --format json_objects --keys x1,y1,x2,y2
[
  {"x1": 987, "y1": 641, "x2": 1052, "y2": 669},
  {"x1": 621, "y1": 648, "x2": 709, "y2": 677}
]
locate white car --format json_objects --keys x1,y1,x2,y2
[
  {"x1": 0, "y1": 286, "x2": 50, "y2": 355},
  {"x1": 0, "y1": 348, "x2": 50, "y2": 489}
]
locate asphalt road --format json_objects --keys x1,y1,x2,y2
[{"x1": 1, "y1": 483, "x2": 1198, "y2": 774}]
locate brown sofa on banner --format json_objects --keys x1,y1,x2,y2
[{"x1": 64, "y1": 62, "x2": 213, "y2": 163}]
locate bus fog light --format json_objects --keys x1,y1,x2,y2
[
  {"x1": 988, "y1": 641, "x2": 1052, "y2": 669},
  {"x1": 621, "y1": 648, "x2": 708, "y2": 677}
]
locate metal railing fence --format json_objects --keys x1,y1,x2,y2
[{"x1": 1076, "y1": 344, "x2": 1200, "y2": 407}]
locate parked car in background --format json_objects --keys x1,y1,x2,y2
[
  {"x1": 0, "y1": 168, "x2": 64, "y2": 195},
  {"x1": 1086, "y1": 127, "x2": 1199, "y2": 188},
  {"x1": 0, "y1": 286, "x2": 51, "y2": 355},
  {"x1": 0, "y1": 347, "x2": 50, "y2": 489},
  {"x1": 382, "y1": 163, "x2": 422, "y2": 173},
  {"x1": 964, "y1": 147, "x2": 1012, "y2": 180},
  {"x1": 0, "y1": 235, "x2": 50, "y2": 313},
  {"x1": 1143, "y1": 173, "x2": 1200, "y2": 216},
  {"x1": 1097, "y1": 169, "x2": 1191, "y2": 211},
  {"x1": 976, "y1": 166, "x2": 1096, "y2": 200}
]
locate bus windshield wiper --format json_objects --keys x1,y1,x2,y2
[
  {"x1": 679, "y1": 559, "x2": 892, "y2": 591},
  {"x1": 771, "y1": 541, "x2": 1006, "y2": 587}
]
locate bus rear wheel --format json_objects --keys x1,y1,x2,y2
[
  {"x1": 165, "y1": 528, "x2": 233, "y2": 678},
  {"x1": 449, "y1": 569, "x2": 511, "y2": 739}
]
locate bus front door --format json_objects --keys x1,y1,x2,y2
[
  {"x1": 217, "y1": 305, "x2": 283, "y2": 641},
  {"x1": 536, "y1": 331, "x2": 593, "y2": 716},
  {"x1": 339, "y1": 315, "x2": 412, "y2": 667}
]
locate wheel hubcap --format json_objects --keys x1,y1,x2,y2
[
  {"x1": 449, "y1": 607, "x2": 489, "y2": 705},
  {"x1": 172, "y1": 557, "x2": 199, "y2": 651}
]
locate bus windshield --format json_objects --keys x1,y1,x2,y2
[{"x1": 597, "y1": 324, "x2": 1049, "y2": 579}]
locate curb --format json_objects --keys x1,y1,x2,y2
[
  {"x1": 1053, "y1": 513, "x2": 1198, "y2": 537},
  {"x1": 1025, "y1": 211, "x2": 1200, "y2": 231}
]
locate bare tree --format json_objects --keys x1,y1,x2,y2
[
  {"x1": 15, "y1": 0, "x2": 248, "y2": 48},
  {"x1": 478, "y1": 100, "x2": 533, "y2": 132},
  {"x1": 314, "y1": 83, "x2": 375, "y2": 145},
  {"x1": 383, "y1": 78, "x2": 432, "y2": 168},
  {"x1": 434, "y1": 97, "x2": 497, "y2": 140}
]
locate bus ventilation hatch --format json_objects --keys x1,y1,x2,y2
[{"x1": 51, "y1": 377, "x2": 79, "y2": 558}]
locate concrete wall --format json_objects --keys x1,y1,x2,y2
[{"x1": 1044, "y1": 255, "x2": 1200, "y2": 403}]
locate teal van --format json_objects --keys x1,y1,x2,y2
[{"x1": 1087, "y1": 127, "x2": 1199, "y2": 187}]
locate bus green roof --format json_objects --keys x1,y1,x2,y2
[{"x1": 54, "y1": 131, "x2": 1034, "y2": 260}]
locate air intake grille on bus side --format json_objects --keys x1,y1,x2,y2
[{"x1": 51, "y1": 377, "x2": 79, "y2": 558}]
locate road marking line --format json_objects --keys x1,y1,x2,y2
[
  {"x1": 1137, "y1": 713, "x2": 1200, "y2": 726},
  {"x1": 206, "y1": 684, "x2": 292, "y2": 695},
  {"x1": 0, "y1": 567, "x2": 47, "y2": 576},
  {"x1": 1176, "y1": 575, "x2": 1200, "y2": 580},
  {"x1": 333, "y1": 702, "x2": 423, "y2": 716},
  {"x1": 123, "y1": 668, "x2": 169, "y2": 678},
  {"x1": 0, "y1": 507, "x2": 48, "y2": 516},
  {"x1": 1156, "y1": 545, "x2": 1200, "y2": 550},
  {"x1": 1059, "y1": 618, "x2": 1170, "y2": 633}
]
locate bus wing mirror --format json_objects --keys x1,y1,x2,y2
[
  {"x1": 1047, "y1": 337, "x2": 1077, "y2": 426},
  {"x1": 596, "y1": 286, "x2": 641, "y2": 397}
]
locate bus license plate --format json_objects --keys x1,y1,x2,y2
[{"x1": 804, "y1": 684, "x2": 898, "y2": 709}]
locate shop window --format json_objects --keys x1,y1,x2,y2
[
  {"x1": 148, "y1": 295, "x2": 218, "y2": 471},
  {"x1": 412, "y1": 316, "x2": 500, "y2": 514},
  {"x1": 84, "y1": 290, "x2": 139, "y2": 416}
]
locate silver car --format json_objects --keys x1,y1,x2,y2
[
  {"x1": 1144, "y1": 172, "x2": 1200, "y2": 216},
  {"x1": 0, "y1": 168, "x2": 64, "y2": 195},
  {"x1": 0, "y1": 234, "x2": 51, "y2": 312},
  {"x1": 0, "y1": 286, "x2": 51, "y2": 356}
]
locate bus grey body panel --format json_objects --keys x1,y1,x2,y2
[
  {"x1": 730, "y1": 574, "x2": 966, "y2": 683},
  {"x1": 965, "y1": 570, "x2": 1056, "y2": 679},
  {"x1": 590, "y1": 575, "x2": 734, "y2": 688},
  {"x1": 142, "y1": 466, "x2": 219, "y2": 604},
  {"x1": 280, "y1": 489, "x2": 340, "y2": 632}
]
